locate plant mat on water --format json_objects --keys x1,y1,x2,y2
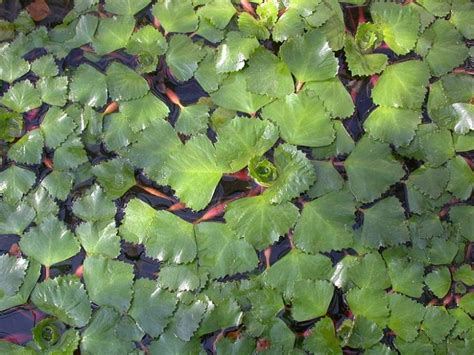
[{"x1": 0, "y1": 0, "x2": 473, "y2": 354}]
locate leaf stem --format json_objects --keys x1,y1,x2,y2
[
  {"x1": 165, "y1": 88, "x2": 184, "y2": 108},
  {"x1": 295, "y1": 80, "x2": 304, "y2": 93},
  {"x1": 240, "y1": 0, "x2": 256, "y2": 17},
  {"x1": 137, "y1": 182, "x2": 175, "y2": 201},
  {"x1": 44, "y1": 266, "x2": 50, "y2": 280},
  {"x1": 263, "y1": 247, "x2": 272, "y2": 270}
]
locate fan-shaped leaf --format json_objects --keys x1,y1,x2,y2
[{"x1": 106, "y1": 62, "x2": 149, "y2": 101}]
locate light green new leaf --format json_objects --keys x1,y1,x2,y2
[
  {"x1": 388, "y1": 293, "x2": 425, "y2": 342},
  {"x1": 0, "y1": 165, "x2": 36, "y2": 203},
  {"x1": 53, "y1": 137, "x2": 88, "y2": 170},
  {"x1": 40, "y1": 107, "x2": 76, "y2": 149},
  {"x1": 195, "y1": 222, "x2": 258, "y2": 279},
  {"x1": 92, "y1": 158, "x2": 136, "y2": 199},
  {"x1": 161, "y1": 135, "x2": 223, "y2": 211},
  {"x1": 215, "y1": 31, "x2": 259, "y2": 74},
  {"x1": 31, "y1": 275, "x2": 91, "y2": 328},
  {"x1": 76, "y1": 220, "x2": 120, "y2": 258},
  {"x1": 361, "y1": 197, "x2": 410, "y2": 248},
  {"x1": 345, "y1": 136, "x2": 405, "y2": 202},
  {"x1": 144, "y1": 210, "x2": 197, "y2": 263},
  {"x1": 424, "y1": 266, "x2": 451, "y2": 298},
  {"x1": 215, "y1": 117, "x2": 278, "y2": 173},
  {"x1": 346, "y1": 288, "x2": 389, "y2": 327},
  {"x1": 129, "y1": 278, "x2": 177, "y2": 337},
  {"x1": 104, "y1": 0, "x2": 150, "y2": 15},
  {"x1": 1, "y1": 80, "x2": 41, "y2": 113},
  {"x1": 106, "y1": 62, "x2": 149, "y2": 101},
  {"x1": 238, "y1": 12, "x2": 270, "y2": 40},
  {"x1": 364, "y1": 107, "x2": 420, "y2": 147},
  {"x1": 225, "y1": 195, "x2": 299, "y2": 250},
  {"x1": 372, "y1": 60, "x2": 430, "y2": 110},
  {"x1": 0, "y1": 202, "x2": 35, "y2": 235},
  {"x1": 263, "y1": 249, "x2": 333, "y2": 297},
  {"x1": 0, "y1": 109, "x2": 23, "y2": 143},
  {"x1": 304, "y1": 317, "x2": 341, "y2": 354},
  {"x1": 0, "y1": 254, "x2": 28, "y2": 298},
  {"x1": 422, "y1": 306, "x2": 456, "y2": 343},
  {"x1": 166, "y1": 34, "x2": 205, "y2": 82},
  {"x1": 279, "y1": 29, "x2": 338, "y2": 83},
  {"x1": 83, "y1": 256, "x2": 134, "y2": 312},
  {"x1": 416, "y1": 19, "x2": 468, "y2": 77},
  {"x1": 41, "y1": 170, "x2": 74, "y2": 201},
  {"x1": 290, "y1": 280, "x2": 334, "y2": 321},
  {"x1": 371, "y1": 2, "x2": 420, "y2": 55},
  {"x1": 243, "y1": 48, "x2": 294, "y2": 98},
  {"x1": 31, "y1": 54, "x2": 58, "y2": 77},
  {"x1": 151, "y1": 0, "x2": 198, "y2": 33},
  {"x1": 20, "y1": 216, "x2": 81, "y2": 267},
  {"x1": 198, "y1": 0, "x2": 236, "y2": 30},
  {"x1": 447, "y1": 156, "x2": 474, "y2": 200},
  {"x1": 72, "y1": 184, "x2": 116, "y2": 222},
  {"x1": 69, "y1": 64, "x2": 108, "y2": 108},
  {"x1": 305, "y1": 78, "x2": 355, "y2": 118},
  {"x1": 261, "y1": 91, "x2": 334, "y2": 147},
  {"x1": 344, "y1": 36, "x2": 388, "y2": 77},
  {"x1": 263, "y1": 144, "x2": 316, "y2": 204},
  {"x1": 37, "y1": 76, "x2": 68, "y2": 107},
  {"x1": 120, "y1": 93, "x2": 169, "y2": 132},
  {"x1": 92, "y1": 16, "x2": 135, "y2": 55},
  {"x1": 349, "y1": 253, "x2": 391, "y2": 290},
  {"x1": 294, "y1": 189, "x2": 355, "y2": 254},
  {"x1": 210, "y1": 72, "x2": 273, "y2": 113}
]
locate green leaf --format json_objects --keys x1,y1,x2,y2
[
  {"x1": 195, "y1": 222, "x2": 258, "y2": 279},
  {"x1": 80, "y1": 307, "x2": 136, "y2": 354},
  {"x1": 263, "y1": 249, "x2": 333, "y2": 297},
  {"x1": 37, "y1": 76, "x2": 68, "y2": 107},
  {"x1": 69, "y1": 64, "x2": 108, "y2": 108},
  {"x1": 261, "y1": 91, "x2": 334, "y2": 147},
  {"x1": 175, "y1": 102, "x2": 209, "y2": 135},
  {"x1": 237, "y1": 12, "x2": 270, "y2": 40},
  {"x1": 344, "y1": 36, "x2": 388, "y2": 77},
  {"x1": 129, "y1": 278, "x2": 177, "y2": 337},
  {"x1": 20, "y1": 216, "x2": 81, "y2": 267},
  {"x1": 83, "y1": 256, "x2": 134, "y2": 312},
  {"x1": 102, "y1": 112, "x2": 137, "y2": 152},
  {"x1": 106, "y1": 62, "x2": 149, "y2": 101},
  {"x1": 215, "y1": 117, "x2": 278, "y2": 173},
  {"x1": 294, "y1": 189, "x2": 355, "y2": 253},
  {"x1": 419, "y1": 128, "x2": 455, "y2": 167},
  {"x1": 243, "y1": 48, "x2": 294, "y2": 98},
  {"x1": 346, "y1": 288, "x2": 389, "y2": 327},
  {"x1": 0, "y1": 202, "x2": 35, "y2": 235},
  {"x1": 104, "y1": 0, "x2": 150, "y2": 15},
  {"x1": 450, "y1": 205, "x2": 474, "y2": 241},
  {"x1": 120, "y1": 93, "x2": 169, "y2": 132},
  {"x1": 424, "y1": 266, "x2": 451, "y2": 298},
  {"x1": 126, "y1": 25, "x2": 167, "y2": 56},
  {"x1": 394, "y1": 333, "x2": 433, "y2": 355},
  {"x1": 372, "y1": 60, "x2": 430, "y2": 110},
  {"x1": 53, "y1": 137, "x2": 88, "y2": 170},
  {"x1": 371, "y1": 2, "x2": 420, "y2": 55},
  {"x1": 349, "y1": 252, "x2": 391, "y2": 290},
  {"x1": 454, "y1": 264, "x2": 474, "y2": 286},
  {"x1": 72, "y1": 184, "x2": 116, "y2": 222},
  {"x1": 342, "y1": 316, "x2": 383, "y2": 350},
  {"x1": 40, "y1": 107, "x2": 76, "y2": 149},
  {"x1": 263, "y1": 144, "x2": 316, "y2": 204},
  {"x1": 312, "y1": 121, "x2": 355, "y2": 159},
  {"x1": 119, "y1": 198, "x2": 157, "y2": 244},
  {"x1": 0, "y1": 165, "x2": 36, "y2": 203},
  {"x1": 31, "y1": 275, "x2": 91, "y2": 328},
  {"x1": 198, "y1": 0, "x2": 236, "y2": 30},
  {"x1": 447, "y1": 156, "x2": 474, "y2": 200},
  {"x1": 305, "y1": 78, "x2": 355, "y2": 118},
  {"x1": 459, "y1": 293, "x2": 474, "y2": 316},
  {"x1": 364, "y1": 107, "x2": 421, "y2": 147},
  {"x1": 31, "y1": 54, "x2": 58, "y2": 77},
  {"x1": 0, "y1": 109, "x2": 23, "y2": 143},
  {"x1": 225, "y1": 195, "x2": 299, "y2": 250},
  {"x1": 76, "y1": 220, "x2": 121, "y2": 258},
  {"x1": 279, "y1": 29, "x2": 338, "y2": 83},
  {"x1": 210, "y1": 72, "x2": 273, "y2": 113},
  {"x1": 41, "y1": 170, "x2": 74, "y2": 201},
  {"x1": 151, "y1": 0, "x2": 198, "y2": 33},
  {"x1": 1, "y1": 80, "x2": 41, "y2": 113},
  {"x1": 345, "y1": 136, "x2": 405, "y2": 202},
  {"x1": 307, "y1": 160, "x2": 344, "y2": 198},
  {"x1": 161, "y1": 135, "x2": 223, "y2": 211},
  {"x1": 167, "y1": 299, "x2": 208, "y2": 341},
  {"x1": 144, "y1": 210, "x2": 197, "y2": 263},
  {"x1": 7, "y1": 129, "x2": 44, "y2": 165},
  {"x1": 422, "y1": 306, "x2": 456, "y2": 343},
  {"x1": 166, "y1": 34, "x2": 205, "y2": 81},
  {"x1": 0, "y1": 254, "x2": 28, "y2": 299},
  {"x1": 410, "y1": 165, "x2": 449, "y2": 199},
  {"x1": 158, "y1": 263, "x2": 202, "y2": 292},
  {"x1": 25, "y1": 187, "x2": 59, "y2": 224},
  {"x1": 215, "y1": 31, "x2": 259, "y2": 74},
  {"x1": 416, "y1": 0, "x2": 450, "y2": 17},
  {"x1": 416, "y1": 19, "x2": 468, "y2": 77},
  {"x1": 0, "y1": 46, "x2": 30, "y2": 83},
  {"x1": 92, "y1": 16, "x2": 135, "y2": 55},
  {"x1": 386, "y1": 257, "x2": 424, "y2": 298},
  {"x1": 388, "y1": 293, "x2": 425, "y2": 342},
  {"x1": 92, "y1": 158, "x2": 136, "y2": 199},
  {"x1": 272, "y1": 9, "x2": 304, "y2": 42},
  {"x1": 361, "y1": 197, "x2": 410, "y2": 248},
  {"x1": 290, "y1": 280, "x2": 334, "y2": 321},
  {"x1": 199, "y1": 296, "x2": 243, "y2": 336},
  {"x1": 450, "y1": 1, "x2": 474, "y2": 39}
]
